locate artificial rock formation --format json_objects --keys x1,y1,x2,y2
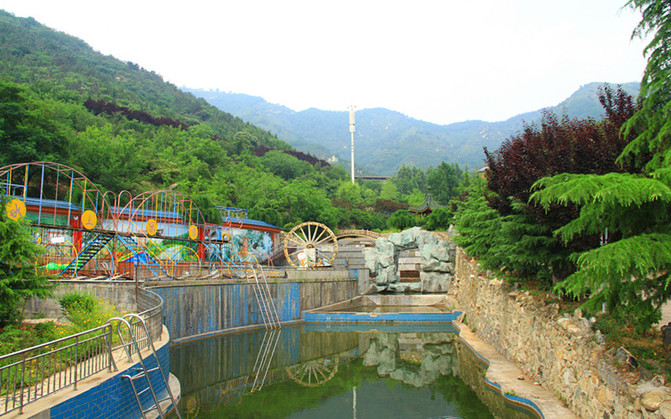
[{"x1": 363, "y1": 227, "x2": 456, "y2": 293}]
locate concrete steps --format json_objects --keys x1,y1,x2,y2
[
  {"x1": 333, "y1": 245, "x2": 368, "y2": 270},
  {"x1": 399, "y1": 250, "x2": 420, "y2": 282}
]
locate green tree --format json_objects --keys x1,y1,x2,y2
[
  {"x1": 0, "y1": 199, "x2": 53, "y2": 328},
  {"x1": 261, "y1": 150, "x2": 312, "y2": 180},
  {"x1": 0, "y1": 81, "x2": 70, "y2": 165},
  {"x1": 335, "y1": 181, "x2": 363, "y2": 205},
  {"x1": 406, "y1": 189, "x2": 425, "y2": 206},
  {"x1": 424, "y1": 207, "x2": 454, "y2": 231},
  {"x1": 530, "y1": 0, "x2": 671, "y2": 330},
  {"x1": 388, "y1": 210, "x2": 417, "y2": 230},
  {"x1": 391, "y1": 165, "x2": 427, "y2": 196},
  {"x1": 427, "y1": 162, "x2": 462, "y2": 205},
  {"x1": 380, "y1": 181, "x2": 400, "y2": 201}
]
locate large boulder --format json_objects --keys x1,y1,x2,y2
[
  {"x1": 365, "y1": 227, "x2": 456, "y2": 293},
  {"x1": 377, "y1": 238, "x2": 398, "y2": 268},
  {"x1": 420, "y1": 271, "x2": 452, "y2": 293}
]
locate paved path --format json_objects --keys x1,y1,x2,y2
[{"x1": 455, "y1": 320, "x2": 579, "y2": 419}]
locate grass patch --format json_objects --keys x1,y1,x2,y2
[
  {"x1": 0, "y1": 294, "x2": 126, "y2": 396},
  {"x1": 0, "y1": 292, "x2": 123, "y2": 358},
  {"x1": 592, "y1": 315, "x2": 671, "y2": 381},
  {"x1": 58, "y1": 291, "x2": 121, "y2": 336}
]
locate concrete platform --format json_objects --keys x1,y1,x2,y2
[
  {"x1": 456, "y1": 320, "x2": 577, "y2": 419},
  {"x1": 303, "y1": 294, "x2": 461, "y2": 323}
]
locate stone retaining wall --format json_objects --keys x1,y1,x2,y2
[{"x1": 452, "y1": 248, "x2": 671, "y2": 418}]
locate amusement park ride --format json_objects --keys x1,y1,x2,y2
[{"x1": 1, "y1": 161, "x2": 339, "y2": 281}]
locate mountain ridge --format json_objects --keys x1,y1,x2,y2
[{"x1": 186, "y1": 81, "x2": 640, "y2": 174}]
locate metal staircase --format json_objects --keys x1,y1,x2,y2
[
  {"x1": 111, "y1": 314, "x2": 181, "y2": 419},
  {"x1": 60, "y1": 231, "x2": 115, "y2": 276},
  {"x1": 248, "y1": 264, "x2": 281, "y2": 329},
  {"x1": 117, "y1": 234, "x2": 170, "y2": 278}
]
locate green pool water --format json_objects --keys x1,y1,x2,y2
[{"x1": 170, "y1": 324, "x2": 538, "y2": 418}]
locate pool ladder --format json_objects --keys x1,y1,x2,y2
[
  {"x1": 111, "y1": 314, "x2": 182, "y2": 419},
  {"x1": 249, "y1": 264, "x2": 281, "y2": 329},
  {"x1": 250, "y1": 328, "x2": 281, "y2": 392}
]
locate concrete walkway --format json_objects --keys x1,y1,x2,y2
[
  {"x1": 5, "y1": 327, "x2": 177, "y2": 419},
  {"x1": 455, "y1": 320, "x2": 578, "y2": 419}
]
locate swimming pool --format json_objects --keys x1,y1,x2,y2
[{"x1": 170, "y1": 324, "x2": 540, "y2": 418}]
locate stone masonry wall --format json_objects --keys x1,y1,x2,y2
[{"x1": 452, "y1": 248, "x2": 671, "y2": 419}]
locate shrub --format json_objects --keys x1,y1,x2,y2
[{"x1": 58, "y1": 291, "x2": 97, "y2": 318}]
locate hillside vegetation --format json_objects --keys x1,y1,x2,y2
[
  {"x1": 0, "y1": 10, "x2": 466, "y2": 232},
  {"x1": 187, "y1": 82, "x2": 640, "y2": 175},
  {"x1": 0, "y1": 10, "x2": 346, "y2": 228}
]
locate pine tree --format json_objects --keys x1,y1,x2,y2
[
  {"x1": 530, "y1": 1, "x2": 671, "y2": 330},
  {"x1": 0, "y1": 197, "x2": 53, "y2": 328}
]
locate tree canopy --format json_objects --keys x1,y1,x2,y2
[
  {"x1": 527, "y1": 0, "x2": 671, "y2": 330},
  {"x1": 0, "y1": 197, "x2": 53, "y2": 328}
]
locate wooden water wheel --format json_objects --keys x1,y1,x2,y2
[{"x1": 283, "y1": 222, "x2": 338, "y2": 268}]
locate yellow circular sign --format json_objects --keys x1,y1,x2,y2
[
  {"x1": 82, "y1": 210, "x2": 97, "y2": 230},
  {"x1": 146, "y1": 219, "x2": 158, "y2": 236},
  {"x1": 5, "y1": 199, "x2": 26, "y2": 221},
  {"x1": 189, "y1": 225, "x2": 199, "y2": 240}
]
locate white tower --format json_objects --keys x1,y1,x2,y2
[{"x1": 349, "y1": 106, "x2": 356, "y2": 183}]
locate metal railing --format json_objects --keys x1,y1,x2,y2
[
  {"x1": 137, "y1": 288, "x2": 164, "y2": 343},
  {"x1": 0, "y1": 324, "x2": 115, "y2": 415},
  {"x1": 0, "y1": 289, "x2": 165, "y2": 416}
]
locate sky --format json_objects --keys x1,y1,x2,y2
[{"x1": 0, "y1": 0, "x2": 648, "y2": 125}]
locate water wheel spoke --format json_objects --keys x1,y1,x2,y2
[
  {"x1": 299, "y1": 226, "x2": 309, "y2": 242},
  {"x1": 315, "y1": 249, "x2": 334, "y2": 261},
  {"x1": 299, "y1": 366, "x2": 309, "y2": 382},
  {"x1": 286, "y1": 249, "x2": 304, "y2": 259},
  {"x1": 287, "y1": 235, "x2": 307, "y2": 246},
  {"x1": 305, "y1": 224, "x2": 314, "y2": 243},
  {"x1": 312, "y1": 228, "x2": 327, "y2": 245},
  {"x1": 313, "y1": 235, "x2": 334, "y2": 246}
]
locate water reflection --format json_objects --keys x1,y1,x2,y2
[{"x1": 170, "y1": 325, "x2": 538, "y2": 418}]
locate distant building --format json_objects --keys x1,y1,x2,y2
[{"x1": 408, "y1": 193, "x2": 444, "y2": 216}]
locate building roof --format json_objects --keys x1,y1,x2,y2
[
  {"x1": 408, "y1": 193, "x2": 444, "y2": 215},
  {"x1": 221, "y1": 216, "x2": 282, "y2": 232}
]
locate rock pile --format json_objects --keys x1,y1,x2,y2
[{"x1": 363, "y1": 227, "x2": 456, "y2": 293}]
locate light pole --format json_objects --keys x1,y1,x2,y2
[{"x1": 349, "y1": 106, "x2": 356, "y2": 184}]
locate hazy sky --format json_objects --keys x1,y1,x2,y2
[{"x1": 0, "y1": 0, "x2": 648, "y2": 125}]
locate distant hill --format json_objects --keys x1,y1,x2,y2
[
  {"x1": 0, "y1": 10, "x2": 353, "y2": 228},
  {"x1": 186, "y1": 82, "x2": 640, "y2": 175}
]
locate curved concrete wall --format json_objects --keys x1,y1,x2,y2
[{"x1": 151, "y1": 278, "x2": 357, "y2": 341}]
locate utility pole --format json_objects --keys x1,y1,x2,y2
[{"x1": 349, "y1": 106, "x2": 356, "y2": 184}]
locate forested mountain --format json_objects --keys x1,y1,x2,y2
[
  {"x1": 0, "y1": 10, "x2": 351, "y2": 229},
  {"x1": 187, "y1": 82, "x2": 640, "y2": 175}
]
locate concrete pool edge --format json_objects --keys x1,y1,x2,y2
[
  {"x1": 454, "y1": 320, "x2": 578, "y2": 419},
  {"x1": 303, "y1": 294, "x2": 462, "y2": 323}
]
